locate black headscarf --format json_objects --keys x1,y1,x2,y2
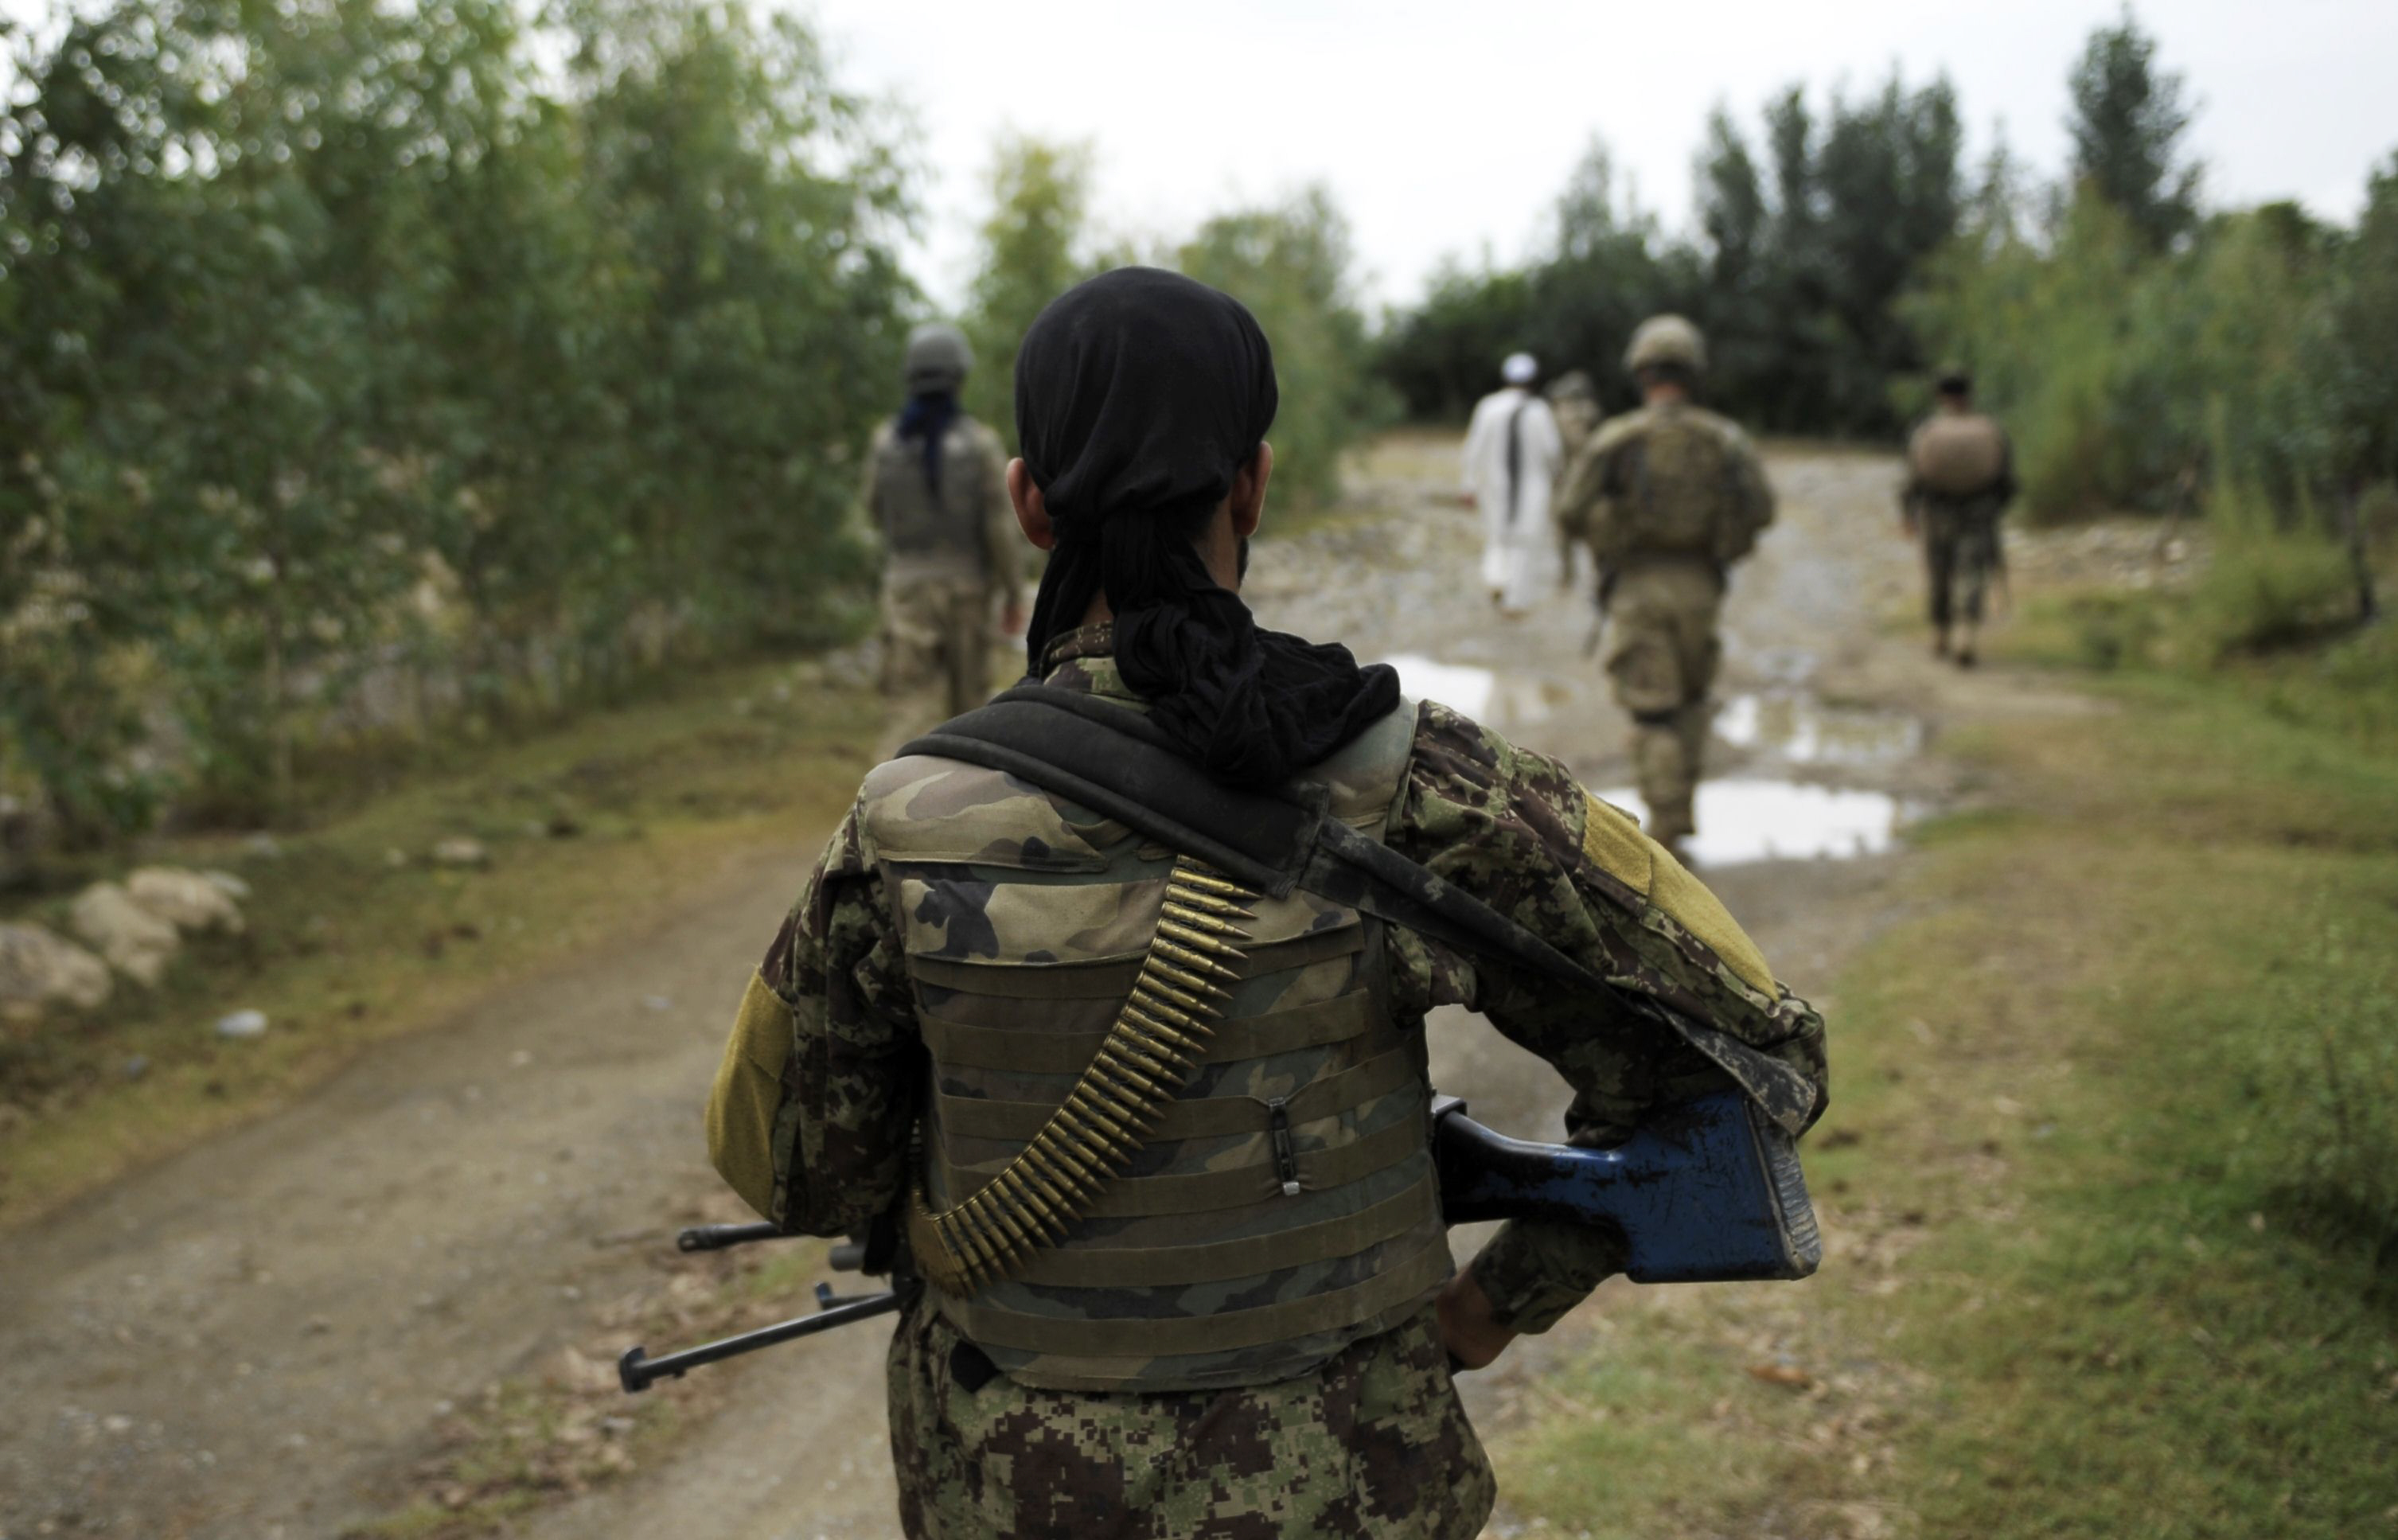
[{"x1": 1016, "y1": 267, "x2": 1399, "y2": 789}]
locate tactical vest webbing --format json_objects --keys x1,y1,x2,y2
[
  {"x1": 873, "y1": 419, "x2": 994, "y2": 563},
  {"x1": 861, "y1": 702, "x2": 1446, "y2": 1392},
  {"x1": 1604, "y1": 406, "x2": 1748, "y2": 564}
]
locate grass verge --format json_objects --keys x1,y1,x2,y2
[
  {"x1": 0, "y1": 652, "x2": 881, "y2": 1230},
  {"x1": 1489, "y1": 605, "x2": 2398, "y2": 1537}
]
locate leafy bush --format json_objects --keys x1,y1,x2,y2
[
  {"x1": 2183, "y1": 533, "x2": 2360, "y2": 659},
  {"x1": 0, "y1": 0, "x2": 910, "y2": 832}
]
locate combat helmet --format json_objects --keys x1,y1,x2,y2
[
  {"x1": 1546, "y1": 368, "x2": 1597, "y2": 402},
  {"x1": 1624, "y1": 314, "x2": 1707, "y2": 378},
  {"x1": 904, "y1": 322, "x2": 973, "y2": 394}
]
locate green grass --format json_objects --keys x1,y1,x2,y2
[
  {"x1": 0, "y1": 652, "x2": 883, "y2": 1228},
  {"x1": 1493, "y1": 591, "x2": 2398, "y2": 1537}
]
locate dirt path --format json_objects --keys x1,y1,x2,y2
[{"x1": 2, "y1": 438, "x2": 2008, "y2": 1539}]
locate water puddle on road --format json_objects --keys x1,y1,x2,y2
[
  {"x1": 1381, "y1": 654, "x2": 1916, "y2": 866},
  {"x1": 1715, "y1": 691, "x2": 1924, "y2": 766},
  {"x1": 1598, "y1": 779, "x2": 1905, "y2": 866},
  {"x1": 1380, "y1": 653, "x2": 1570, "y2": 729}
]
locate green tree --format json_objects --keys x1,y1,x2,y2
[
  {"x1": 0, "y1": 0, "x2": 910, "y2": 836},
  {"x1": 2066, "y1": 10, "x2": 2201, "y2": 250},
  {"x1": 963, "y1": 135, "x2": 1097, "y2": 446},
  {"x1": 1178, "y1": 187, "x2": 1389, "y2": 509}
]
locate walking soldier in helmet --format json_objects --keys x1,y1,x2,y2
[
  {"x1": 1553, "y1": 315, "x2": 1775, "y2": 853},
  {"x1": 866, "y1": 322, "x2": 1024, "y2": 719},
  {"x1": 1901, "y1": 368, "x2": 2014, "y2": 667}
]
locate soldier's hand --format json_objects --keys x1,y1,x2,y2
[{"x1": 1436, "y1": 1265, "x2": 1519, "y2": 1372}]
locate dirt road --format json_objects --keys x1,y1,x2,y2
[{"x1": 2, "y1": 439, "x2": 1977, "y2": 1539}]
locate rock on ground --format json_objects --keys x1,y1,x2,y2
[
  {"x1": 69, "y1": 882, "x2": 181, "y2": 987},
  {"x1": 128, "y1": 867, "x2": 247, "y2": 934},
  {"x1": 0, "y1": 922, "x2": 115, "y2": 1016},
  {"x1": 431, "y1": 836, "x2": 490, "y2": 868}
]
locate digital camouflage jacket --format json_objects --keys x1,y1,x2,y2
[{"x1": 707, "y1": 622, "x2": 1828, "y2": 1537}]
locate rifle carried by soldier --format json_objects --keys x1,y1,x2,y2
[{"x1": 621, "y1": 1089, "x2": 1818, "y2": 1392}]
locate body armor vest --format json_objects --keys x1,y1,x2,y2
[
  {"x1": 1909, "y1": 412, "x2": 2007, "y2": 499},
  {"x1": 873, "y1": 419, "x2": 995, "y2": 564},
  {"x1": 858, "y1": 701, "x2": 1446, "y2": 1393},
  {"x1": 1595, "y1": 404, "x2": 1751, "y2": 567}
]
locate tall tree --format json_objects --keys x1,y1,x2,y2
[
  {"x1": 1697, "y1": 109, "x2": 1766, "y2": 289},
  {"x1": 2066, "y1": 9, "x2": 2201, "y2": 250},
  {"x1": 1178, "y1": 187, "x2": 1387, "y2": 509},
  {"x1": 963, "y1": 136, "x2": 1097, "y2": 447}
]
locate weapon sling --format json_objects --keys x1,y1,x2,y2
[{"x1": 900, "y1": 686, "x2": 1819, "y2": 1138}]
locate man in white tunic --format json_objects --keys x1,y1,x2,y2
[{"x1": 1460, "y1": 353, "x2": 1563, "y2": 617}]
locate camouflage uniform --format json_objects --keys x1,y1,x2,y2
[
  {"x1": 706, "y1": 623, "x2": 1827, "y2": 1538},
  {"x1": 1544, "y1": 372, "x2": 1604, "y2": 582},
  {"x1": 1554, "y1": 374, "x2": 1773, "y2": 844},
  {"x1": 867, "y1": 411, "x2": 1020, "y2": 719},
  {"x1": 1901, "y1": 409, "x2": 2014, "y2": 641}
]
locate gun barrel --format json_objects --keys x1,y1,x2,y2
[
  {"x1": 675, "y1": 1222, "x2": 786, "y2": 1253},
  {"x1": 619, "y1": 1290, "x2": 903, "y2": 1393}
]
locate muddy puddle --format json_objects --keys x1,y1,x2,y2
[
  {"x1": 1380, "y1": 655, "x2": 1920, "y2": 867},
  {"x1": 1382, "y1": 653, "x2": 1573, "y2": 729},
  {"x1": 1597, "y1": 780, "x2": 1905, "y2": 866},
  {"x1": 1715, "y1": 690, "x2": 1924, "y2": 766}
]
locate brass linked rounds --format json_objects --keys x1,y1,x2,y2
[{"x1": 913, "y1": 859, "x2": 1257, "y2": 1295}]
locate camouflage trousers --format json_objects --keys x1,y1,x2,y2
[
  {"x1": 1602, "y1": 558, "x2": 1723, "y2": 844},
  {"x1": 1919, "y1": 499, "x2": 2002, "y2": 631},
  {"x1": 882, "y1": 572, "x2": 994, "y2": 719},
  {"x1": 885, "y1": 1296, "x2": 1497, "y2": 1539}
]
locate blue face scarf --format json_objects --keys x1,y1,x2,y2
[{"x1": 896, "y1": 390, "x2": 961, "y2": 495}]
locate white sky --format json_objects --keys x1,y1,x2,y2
[{"x1": 790, "y1": 0, "x2": 2398, "y2": 313}]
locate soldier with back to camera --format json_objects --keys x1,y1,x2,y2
[
  {"x1": 1554, "y1": 316, "x2": 1774, "y2": 856},
  {"x1": 1545, "y1": 369, "x2": 1603, "y2": 587},
  {"x1": 1901, "y1": 368, "x2": 2014, "y2": 668},
  {"x1": 865, "y1": 323, "x2": 1024, "y2": 719},
  {"x1": 704, "y1": 271, "x2": 1826, "y2": 1538}
]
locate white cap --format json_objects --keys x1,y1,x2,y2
[{"x1": 1502, "y1": 353, "x2": 1538, "y2": 385}]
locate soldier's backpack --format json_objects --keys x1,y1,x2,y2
[
  {"x1": 1605, "y1": 408, "x2": 1750, "y2": 563},
  {"x1": 1909, "y1": 413, "x2": 2008, "y2": 497}
]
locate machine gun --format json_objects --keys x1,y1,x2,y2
[{"x1": 617, "y1": 1089, "x2": 1818, "y2": 1394}]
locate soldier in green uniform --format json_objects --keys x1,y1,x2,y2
[
  {"x1": 1544, "y1": 369, "x2": 1603, "y2": 586},
  {"x1": 1901, "y1": 369, "x2": 2014, "y2": 667},
  {"x1": 705, "y1": 271, "x2": 1827, "y2": 1539},
  {"x1": 866, "y1": 323, "x2": 1024, "y2": 718},
  {"x1": 1553, "y1": 317, "x2": 1774, "y2": 852}
]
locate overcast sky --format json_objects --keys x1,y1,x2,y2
[{"x1": 791, "y1": 0, "x2": 2398, "y2": 312}]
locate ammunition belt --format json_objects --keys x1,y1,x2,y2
[{"x1": 910, "y1": 857, "x2": 1259, "y2": 1295}]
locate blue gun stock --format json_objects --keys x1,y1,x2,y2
[{"x1": 1433, "y1": 1091, "x2": 1822, "y2": 1284}]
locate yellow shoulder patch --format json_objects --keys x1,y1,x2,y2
[
  {"x1": 1580, "y1": 790, "x2": 1776, "y2": 996},
  {"x1": 705, "y1": 970, "x2": 797, "y2": 1223},
  {"x1": 1648, "y1": 845, "x2": 1777, "y2": 996},
  {"x1": 1578, "y1": 793, "x2": 1655, "y2": 897}
]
